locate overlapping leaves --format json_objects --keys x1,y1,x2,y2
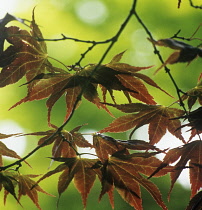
[
  {"x1": 100, "y1": 103, "x2": 185, "y2": 144},
  {"x1": 0, "y1": 9, "x2": 59, "y2": 89},
  {"x1": 21, "y1": 125, "x2": 92, "y2": 159},
  {"x1": 181, "y1": 76, "x2": 202, "y2": 110},
  {"x1": 0, "y1": 171, "x2": 53, "y2": 210},
  {"x1": 8, "y1": 49, "x2": 171, "y2": 125},
  {"x1": 33, "y1": 133, "x2": 171, "y2": 210},
  {"x1": 149, "y1": 140, "x2": 202, "y2": 198}
]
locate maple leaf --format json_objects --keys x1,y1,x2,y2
[
  {"x1": 99, "y1": 154, "x2": 171, "y2": 210},
  {"x1": 100, "y1": 103, "x2": 185, "y2": 144},
  {"x1": 10, "y1": 50, "x2": 171, "y2": 125},
  {"x1": 0, "y1": 171, "x2": 19, "y2": 204},
  {"x1": 0, "y1": 9, "x2": 58, "y2": 88},
  {"x1": 16, "y1": 174, "x2": 54, "y2": 210},
  {"x1": 181, "y1": 77, "x2": 202, "y2": 110},
  {"x1": 174, "y1": 107, "x2": 202, "y2": 141},
  {"x1": 36, "y1": 157, "x2": 98, "y2": 209},
  {"x1": 149, "y1": 140, "x2": 202, "y2": 198},
  {"x1": 0, "y1": 12, "x2": 28, "y2": 56},
  {"x1": 81, "y1": 51, "x2": 171, "y2": 104},
  {"x1": 0, "y1": 141, "x2": 22, "y2": 160},
  {"x1": 21, "y1": 125, "x2": 91, "y2": 159},
  {"x1": 148, "y1": 38, "x2": 202, "y2": 74}
]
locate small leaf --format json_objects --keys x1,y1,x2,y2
[
  {"x1": 109, "y1": 51, "x2": 126, "y2": 64},
  {"x1": 17, "y1": 174, "x2": 54, "y2": 210},
  {"x1": 148, "y1": 38, "x2": 202, "y2": 73}
]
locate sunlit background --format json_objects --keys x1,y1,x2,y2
[{"x1": 0, "y1": 0, "x2": 201, "y2": 209}]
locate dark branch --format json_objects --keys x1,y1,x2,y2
[
  {"x1": 133, "y1": 10, "x2": 188, "y2": 114},
  {"x1": 0, "y1": 0, "x2": 138, "y2": 170},
  {"x1": 189, "y1": 0, "x2": 202, "y2": 9}
]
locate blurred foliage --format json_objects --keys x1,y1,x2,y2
[{"x1": 0, "y1": 0, "x2": 200, "y2": 209}]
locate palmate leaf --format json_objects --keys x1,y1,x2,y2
[
  {"x1": 10, "y1": 50, "x2": 171, "y2": 125},
  {"x1": 100, "y1": 103, "x2": 185, "y2": 144},
  {"x1": 148, "y1": 38, "x2": 202, "y2": 74},
  {"x1": 0, "y1": 171, "x2": 53, "y2": 210},
  {"x1": 174, "y1": 107, "x2": 202, "y2": 140},
  {"x1": 181, "y1": 77, "x2": 202, "y2": 110},
  {"x1": 100, "y1": 154, "x2": 171, "y2": 210},
  {"x1": 149, "y1": 140, "x2": 202, "y2": 198},
  {"x1": 0, "y1": 171, "x2": 19, "y2": 204},
  {"x1": 20, "y1": 125, "x2": 91, "y2": 159},
  {"x1": 36, "y1": 158, "x2": 98, "y2": 209},
  {"x1": 16, "y1": 174, "x2": 54, "y2": 210},
  {"x1": 0, "y1": 9, "x2": 61, "y2": 89}
]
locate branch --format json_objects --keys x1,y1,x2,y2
[
  {"x1": 189, "y1": 0, "x2": 202, "y2": 9},
  {"x1": 0, "y1": 0, "x2": 138, "y2": 171},
  {"x1": 133, "y1": 11, "x2": 188, "y2": 114}
]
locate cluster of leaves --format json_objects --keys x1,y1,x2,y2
[{"x1": 1, "y1": 2, "x2": 202, "y2": 210}]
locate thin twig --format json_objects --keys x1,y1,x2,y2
[
  {"x1": 133, "y1": 11, "x2": 188, "y2": 114},
  {"x1": 189, "y1": 0, "x2": 202, "y2": 9},
  {"x1": 0, "y1": 0, "x2": 138, "y2": 171}
]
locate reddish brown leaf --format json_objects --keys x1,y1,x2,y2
[
  {"x1": 22, "y1": 126, "x2": 90, "y2": 159},
  {"x1": 100, "y1": 103, "x2": 185, "y2": 144},
  {"x1": 109, "y1": 51, "x2": 126, "y2": 64},
  {"x1": 16, "y1": 174, "x2": 54, "y2": 210},
  {"x1": 149, "y1": 141, "x2": 202, "y2": 198},
  {"x1": 116, "y1": 74, "x2": 156, "y2": 104},
  {"x1": 37, "y1": 157, "x2": 98, "y2": 209},
  {"x1": 0, "y1": 10, "x2": 55, "y2": 88},
  {"x1": 101, "y1": 155, "x2": 169, "y2": 210},
  {"x1": 93, "y1": 134, "x2": 129, "y2": 162},
  {"x1": 0, "y1": 141, "x2": 22, "y2": 160},
  {"x1": 10, "y1": 73, "x2": 71, "y2": 110},
  {"x1": 181, "y1": 78, "x2": 202, "y2": 110},
  {"x1": 175, "y1": 107, "x2": 202, "y2": 140},
  {"x1": 148, "y1": 38, "x2": 202, "y2": 74}
]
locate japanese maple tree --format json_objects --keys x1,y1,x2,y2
[{"x1": 0, "y1": 0, "x2": 202, "y2": 210}]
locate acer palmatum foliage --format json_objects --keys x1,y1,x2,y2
[{"x1": 0, "y1": 1, "x2": 201, "y2": 210}]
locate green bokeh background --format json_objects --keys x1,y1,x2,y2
[{"x1": 0, "y1": 0, "x2": 200, "y2": 209}]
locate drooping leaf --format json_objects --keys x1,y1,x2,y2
[
  {"x1": 20, "y1": 125, "x2": 91, "y2": 159},
  {"x1": 0, "y1": 13, "x2": 29, "y2": 56},
  {"x1": 0, "y1": 9, "x2": 55, "y2": 88},
  {"x1": 100, "y1": 155, "x2": 170, "y2": 210},
  {"x1": 93, "y1": 134, "x2": 129, "y2": 162},
  {"x1": 0, "y1": 171, "x2": 19, "y2": 204},
  {"x1": 16, "y1": 174, "x2": 54, "y2": 210},
  {"x1": 149, "y1": 140, "x2": 202, "y2": 198},
  {"x1": 181, "y1": 78, "x2": 202, "y2": 110},
  {"x1": 100, "y1": 103, "x2": 185, "y2": 144},
  {"x1": 0, "y1": 141, "x2": 22, "y2": 160},
  {"x1": 148, "y1": 38, "x2": 202, "y2": 73},
  {"x1": 37, "y1": 158, "x2": 98, "y2": 209}
]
